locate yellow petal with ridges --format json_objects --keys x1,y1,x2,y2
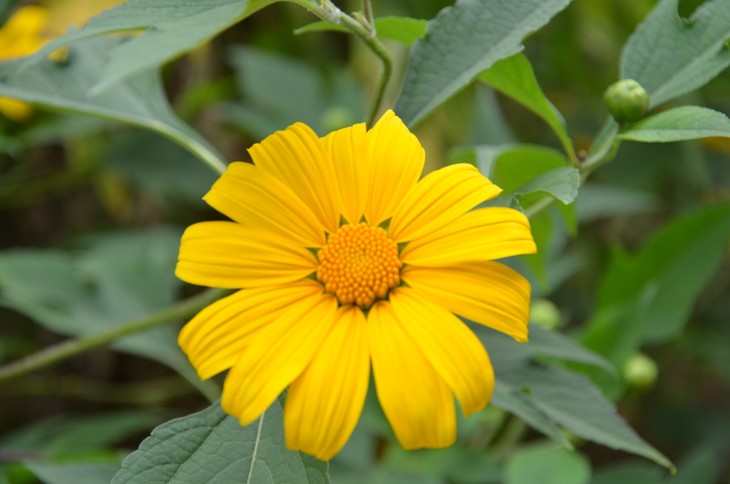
[
  {"x1": 222, "y1": 292, "x2": 338, "y2": 425},
  {"x1": 285, "y1": 306, "x2": 370, "y2": 460},
  {"x1": 402, "y1": 262, "x2": 530, "y2": 342},
  {"x1": 389, "y1": 288, "x2": 494, "y2": 416},
  {"x1": 364, "y1": 110, "x2": 424, "y2": 227},
  {"x1": 323, "y1": 123, "x2": 369, "y2": 225},
  {"x1": 248, "y1": 122, "x2": 341, "y2": 234},
  {"x1": 176, "y1": 221, "x2": 316, "y2": 288},
  {"x1": 204, "y1": 162, "x2": 325, "y2": 247},
  {"x1": 390, "y1": 164, "x2": 501, "y2": 243},
  {"x1": 401, "y1": 207, "x2": 536, "y2": 267},
  {"x1": 178, "y1": 280, "x2": 324, "y2": 379},
  {"x1": 368, "y1": 301, "x2": 456, "y2": 449}
]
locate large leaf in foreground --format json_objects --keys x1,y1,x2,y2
[
  {"x1": 620, "y1": 106, "x2": 730, "y2": 143},
  {"x1": 621, "y1": 0, "x2": 730, "y2": 107},
  {"x1": 113, "y1": 401, "x2": 329, "y2": 483},
  {"x1": 27, "y1": 0, "x2": 279, "y2": 94},
  {"x1": 394, "y1": 0, "x2": 572, "y2": 127},
  {"x1": 0, "y1": 37, "x2": 224, "y2": 172}
]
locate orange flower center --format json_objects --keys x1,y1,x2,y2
[{"x1": 316, "y1": 223, "x2": 402, "y2": 308}]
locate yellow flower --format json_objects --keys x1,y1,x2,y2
[{"x1": 176, "y1": 110, "x2": 536, "y2": 460}]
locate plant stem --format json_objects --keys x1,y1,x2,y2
[
  {"x1": 290, "y1": 0, "x2": 393, "y2": 127},
  {"x1": 0, "y1": 288, "x2": 227, "y2": 385}
]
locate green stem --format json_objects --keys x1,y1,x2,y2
[
  {"x1": 290, "y1": 0, "x2": 393, "y2": 127},
  {"x1": 0, "y1": 288, "x2": 227, "y2": 385}
]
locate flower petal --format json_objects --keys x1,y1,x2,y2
[
  {"x1": 402, "y1": 262, "x2": 531, "y2": 342},
  {"x1": 401, "y1": 207, "x2": 536, "y2": 267},
  {"x1": 285, "y1": 306, "x2": 370, "y2": 460},
  {"x1": 364, "y1": 110, "x2": 424, "y2": 227},
  {"x1": 222, "y1": 291, "x2": 338, "y2": 425},
  {"x1": 323, "y1": 123, "x2": 369, "y2": 225},
  {"x1": 204, "y1": 162, "x2": 325, "y2": 247},
  {"x1": 368, "y1": 301, "x2": 456, "y2": 449},
  {"x1": 248, "y1": 122, "x2": 341, "y2": 234},
  {"x1": 178, "y1": 280, "x2": 325, "y2": 379},
  {"x1": 389, "y1": 288, "x2": 494, "y2": 416},
  {"x1": 176, "y1": 221, "x2": 317, "y2": 288},
  {"x1": 390, "y1": 164, "x2": 501, "y2": 242}
]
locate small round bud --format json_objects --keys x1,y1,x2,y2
[
  {"x1": 604, "y1": 79, "x2": 650, "y2": 123},
  {"x1": 530, "y1": 299, "x2": 561, "y2": 330},
  {"x1": 623, "y1": 353, "x2": 658, "y2": 390}
]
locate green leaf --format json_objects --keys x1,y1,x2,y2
[
  {"x1": 113, "y1": 401, "x2": 329, "y2": 484},
  {"x1": 620, "y1": 0, "x2": 730, "y2": 108},
  {"x1": 27, "y1": 0, "x2": 279, "y2": 95},
  {"x1": 24, "y1": 462, "x2": 121, "y2": 484},
  {"x1": 295, "y1": 17, "x2": 427, "y2": 46},
  {"x1": 496, "y1": 361, "x2": 672, "y2": 469},
  {"x1": 514, "y1": 166, "x2": 580, "y2": 206},
  {"x1": 586, "y1": 203, "x2": 730, "y2": 350},
  {"x1": 223, "y1": 46, "x2": 364, "y2": 137},
  {"x1": 577, "y1": 184, "x2": 661, "y2": 222},
  {"x1": 619, "y1": 106, "x2": 730, "y2": 142},
  {"x1": 0, "y1": 37, "x2": 225, "y2": 173},
  {"x1": 491, "y1": 383, "x2": 571, "y2": 448},
  {"x1": 374, "y1": 17, "x2": 428, "y2": 45},
  {"x1": 394, "y1": 0, "x2": 572, "y2": 127},
  {"x1": 0, "y1": 411, "x2": 167, "y2": 454},
  {"x1": 504, "y1": 443, "x2": 591, "y2": 484},
  {"x1": 479, "y1": 54, "x2": 572, "y2": 155},
  {"x1": 526, "y1": 325, "x2": 615, "y2": 374},
  {"x1": 0, "y1": 228, "x2": 213, "y2": 395},
  {"x1": 293, "y1": 21, "x2": 348, "y2": 35}
]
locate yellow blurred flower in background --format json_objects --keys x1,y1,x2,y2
[
  {"x1": 0, "y1": 0, "x2": 121, "y2": 120},
  {"x1": 176, "y1": 110, "x2": 537, "y2": 460}
]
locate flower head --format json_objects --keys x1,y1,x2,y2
[{"x1": 176, "y1": 110, "x2": 536, "y2": 460}]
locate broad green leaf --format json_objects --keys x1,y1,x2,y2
[
  {"x1": 589, "y1": 203, "x2": 730, "y2": 346},
  {"x1": 374, "y1": 17, "x2": 428, "y2": 45},
  {"x1": 620, "y1": 0, "x2": 730, "y2": 108},
  {"x1": 577, "y1": 184, "x2": 661, "y2": 222},
  {"x1": 295, "y1": 17, "x2": 427, "y2": 45},
  {"x1": 504, "y1": 443, "x2": 591, "y2": 484},
  {"x1": 473, "y1": 326, "x2": 670, "y2": 467},
  {"x1": 24, "y1": 462, "x2": 121, "y2": 484},
  {"x1": 592, "y1": 448, "x2": 719, "y2": 484},
  {"x1": 0, "y1": 37, "x2": 225, "y2": 173},
  {"x1": 491, "y1": 383, "x2": 571, "y2": 447},
  {"x1": 619, "y1": 106, "x2": 730, "y2": 142},
  {"x1": 496, "y1": 361, "x2": 672, "y2": 469},
  {"x1": 113, "y1": 401, "x2": 329, "y2": 483},
  {"x1": 394, "y1": 0, "x2": 572, "y2": 127},
  {"x1": 514, "y1": 166, "x2": 580, "y2": 207},
  {"x1": 27, "y1": 0, "x2": 279, "y2": 94},
  {"x1": 0, "y1": 228, "x2": 214, "y2": 396},
  {"x1": 224, "y1": 46, "x2": 364, "y2": 137},
  {"x1": 0, "y1": 412, "x2": 167, "y2": 454},
  {"x1": 526, "y1": 325, "x2": 615, "y2": 373},
  {"x1": 479, "y1": 54, "x2": 572, "y2": 155}
]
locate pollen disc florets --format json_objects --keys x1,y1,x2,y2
[{"x1": 316, "y1": 223, "x2": 402, "y2": 307}]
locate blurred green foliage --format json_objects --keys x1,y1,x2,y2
[{"x1": 0, "y1": 0, "x2": 729, "y2": 482}]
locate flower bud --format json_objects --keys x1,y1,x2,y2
[
  {"x1": 530, "y1": 299, "x2": 561, "y2": 330},
  {"x1": 604, "y1": 79, "x2": 650, "y2": 124},
  {"x1": 622, "y1": 353, "x2": 658, "y2": 390}
]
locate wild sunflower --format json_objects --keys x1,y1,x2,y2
[{"x1": 176, "y1": 110, "x2": 536, "y2": 460}]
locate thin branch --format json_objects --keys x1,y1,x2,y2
[{"x1": 0, "y1": 288, "x2": 227, "y2": 385}]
